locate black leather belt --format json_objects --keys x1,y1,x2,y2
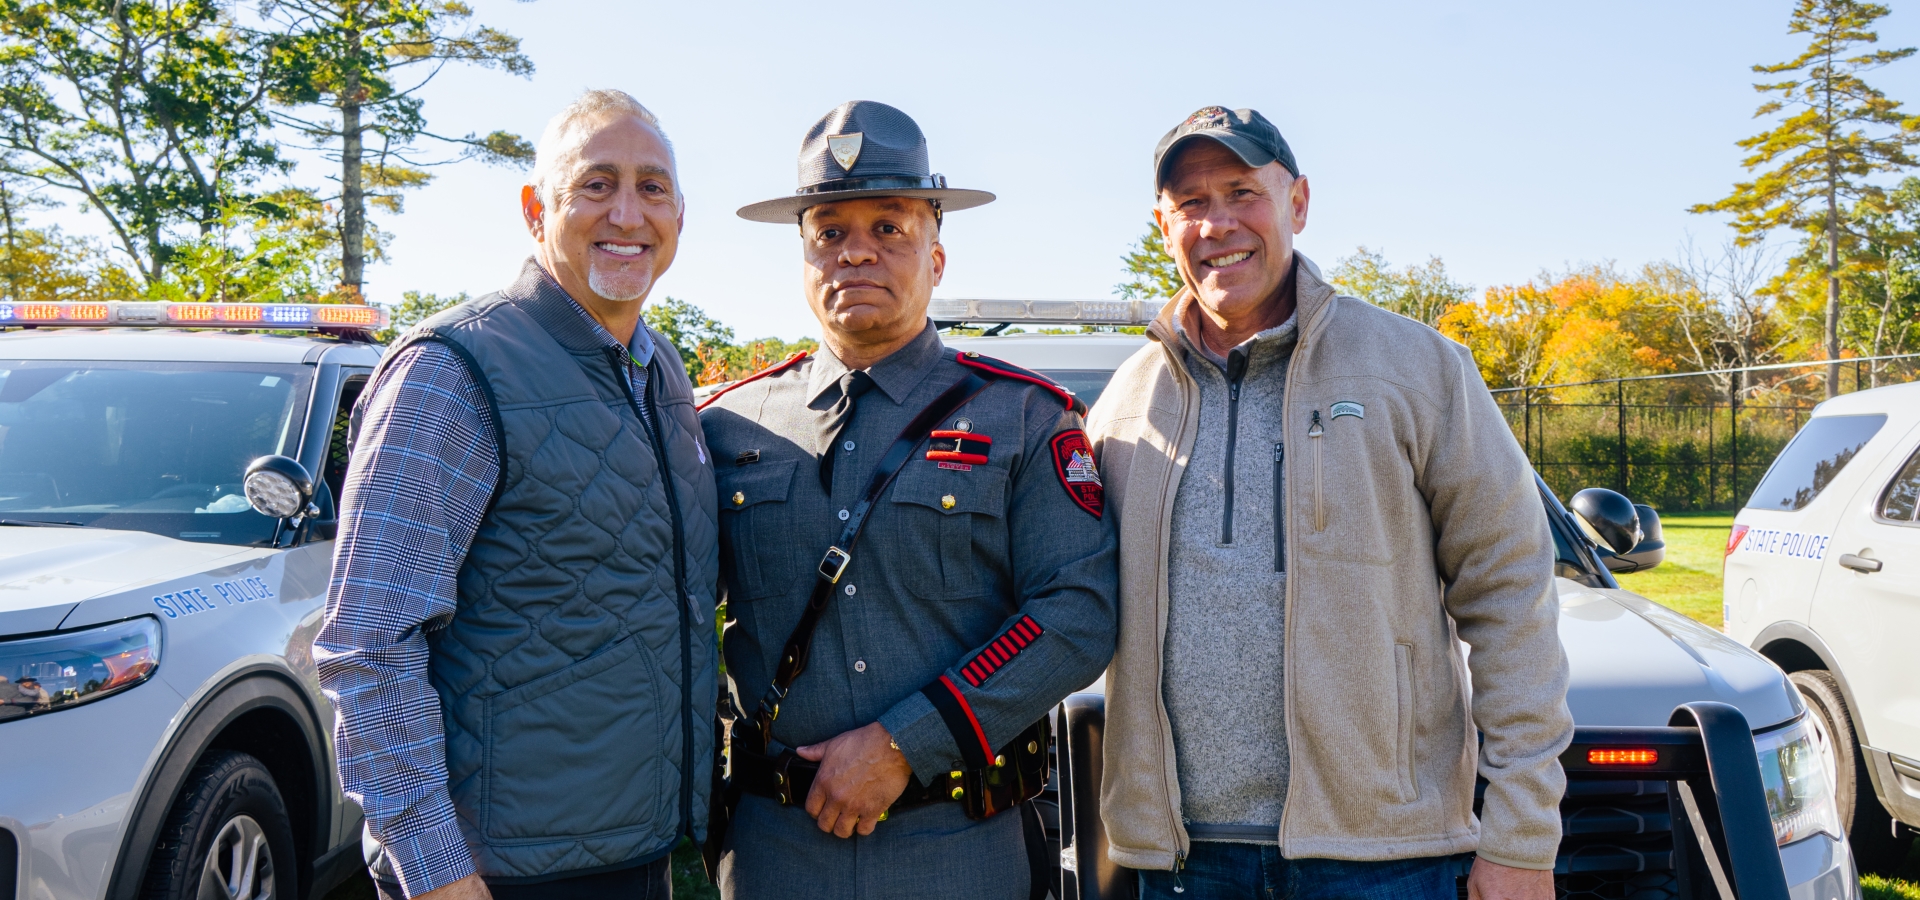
[
  {"x1": 730, "y1": 716, "x2": 1052, "y2": 820},
  {"x1": 730, "y1": 747, "x2": 952, "y2": 811}
]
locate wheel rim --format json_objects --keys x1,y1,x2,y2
[
  {"x1": 1804, "y1": 695, "x2": 1841, "y2": 798},
  {"x1": 198, "y1": 813, "x2": 274, "y2": 900}
]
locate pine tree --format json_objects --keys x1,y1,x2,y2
[
  {"x1": 265, "y1": 0, "x2": 535, "y2": 297},
  {"x1": 1114, "y1": 221, "x2": 1183, "y2": 300},
  {"x1": 1691, "y1": 0, "x2": 1920, "y2": 398}
]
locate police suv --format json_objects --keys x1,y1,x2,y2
[
  {"x1": 918, "y1": 298, "x2": 1865, "y2": 900},
  {"x1": 0, "y1": 301, "x2": 384, "y2": 900},
  {"x1": 1723, "y1": 379, "x2": 1920, "y2": 873}
]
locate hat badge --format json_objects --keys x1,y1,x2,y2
[{"x1": 827, "y1": 133, "x2": 864, "y2": 171}]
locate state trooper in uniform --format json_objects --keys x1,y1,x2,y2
[{"x1": 698, "y1": 101, "x2": 1119, "y2": 900}]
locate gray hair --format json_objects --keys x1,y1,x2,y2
[{"x1": 530, "y1": 89, "x2": 677, "y2": 207}]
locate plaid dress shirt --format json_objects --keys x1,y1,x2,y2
[{"x1": 315, "y1": 301, "x2": 658, "y2": 898}]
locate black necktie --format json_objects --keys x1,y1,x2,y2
[{"x1": 818, "y1": 370, "x2": 875, "y2": 491}]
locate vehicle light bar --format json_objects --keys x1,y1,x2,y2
[
  {"x1": 0, "y1": 301, "x2": 387, "y2": 332},
  {"x1": 926, "y1": 298, "x2": 1166, "y2": 326},
  {"x1": 1587, "y1": 748, "x2": 1660, "y2": 766}
]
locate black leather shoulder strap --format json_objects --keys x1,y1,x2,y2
[{"x1": 746, "y1": 371, "x2": 994, "y2": 750}]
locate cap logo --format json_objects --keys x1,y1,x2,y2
[
  {"x1": 827, "y1": 133, "x2": 864, "y2": 171},
  {"x1": 1184, "y1": 106, "x2": 1231, "y2": 128}
]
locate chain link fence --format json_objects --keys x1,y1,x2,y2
[{"x1": 1494, "y1": 354, "x2": 1920, "y2": 511}]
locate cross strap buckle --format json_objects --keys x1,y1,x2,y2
[{"x1": 818, "y1": 546, "x2": 852, "y2": 583}]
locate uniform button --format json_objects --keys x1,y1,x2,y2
[
  {"x1": 844, "y1": 583, "x2": 856, "y2": 596},
  {"x1": 838, "y1": 508, "x2": 851, "y2": 521},
  {"x1": 940, "y1": 494, "x2": 956, "y2": 510},
  {"x1": 854, "y1": 659, "x2": 867, "y2": 673},
  {"x1": 843, "y1": 440, "x2": 856, "y2": 452},
  {"x1": 732, "y1": 492, "x2": 745, "y2": 506}
]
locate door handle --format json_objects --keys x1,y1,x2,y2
[{"x1": 1838, "y1": 553, "x2": 1883, "y2": 573}]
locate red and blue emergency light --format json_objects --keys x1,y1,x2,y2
[{"x1": 0, "y1": 301, "x2": 387, "y2": 332}]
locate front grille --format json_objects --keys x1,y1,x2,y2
[{"x1": 1459, "y1": 779, "x2": 1686, "y2": 900}]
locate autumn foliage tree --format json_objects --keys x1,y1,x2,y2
[{"x1": 1692, "y1": 0, "x2": 1920, "y2": 398}]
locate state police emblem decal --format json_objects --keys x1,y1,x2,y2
[{"x1": 1050, "y1": 429, "x2": 1103, "y2": 518}]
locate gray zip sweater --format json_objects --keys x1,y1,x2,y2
[{"x1": 1163, "y1": 305, "x2": 1297, "y2": 843}]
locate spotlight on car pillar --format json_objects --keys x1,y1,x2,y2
[
  {"x1": 1570, "y1": 488, "x2": 1642, "y2": 555},
  {"x1": 244, "y1": 455, "x2": 314, "y2": 519}
]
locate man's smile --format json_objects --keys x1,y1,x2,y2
[
  {"x1": 595, "y1": 241, "x2": 650, "y2": 258},
  {"x1": 1201, "y1": 249, "x2": 1254, "y2": 270}
]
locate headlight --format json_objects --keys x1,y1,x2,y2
[
  {"x1": 1754, "y1": 716, "x2": 1844, "y2": 846},
  {"x1": 0, "y1": 617, "x2": 161, "y2": 723}
]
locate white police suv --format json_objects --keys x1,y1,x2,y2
[
  {"x1": 0, "y1": 301, "x2": 385, "y2": 900},
  {"x1": 1724, "y1": 379, "x2": 1920, "y2": 873},
  {"x1": 915, "y1": 298, "x2": 1862, "y2": 900}
]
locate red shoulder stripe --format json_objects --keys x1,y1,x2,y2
[
  {"x1": 695, "y1": 351, "x2": 808, "y2": 412},
  {"x1": 954, "y1": 350, "x2": 1081, "y2": 413}
]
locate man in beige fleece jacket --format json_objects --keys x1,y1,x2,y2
[{"x1": 1085, "y1": 106, "x2": 1572, "y2": 900}]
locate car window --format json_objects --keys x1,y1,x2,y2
[
  {"x1": 1745, "y1": 414, "x2": 1887, "y2": 512},
  {"x1": 1878, "y1": 444, "x2": 1920, "y2": 523},
  {"x1": 1035, "y1": 369, "x2": 1115, "y2": 409},
  {"x1": 0, "y1": 360, "x2": 310, "y2": 544}
]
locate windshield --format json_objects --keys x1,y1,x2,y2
[{"x1": 0, "y1": 360, "x2": 310, "y2": 544}]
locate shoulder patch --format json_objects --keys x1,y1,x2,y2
[
  {"x1": 695, "y1": 351, "x2": 808, "y2": 412},
  {"x1": 955, "y1": 351, "x2": 1087, "y2": 416},
  {"x1": 1049, "y1": 429, "x2": 1103, "y2": 518}
]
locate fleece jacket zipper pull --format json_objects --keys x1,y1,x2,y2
[
  {"x1": 1308, "y1": 410, "x2": 1325, "y2": 532},
  {"x1": 1220, "y1": 347, "x2": 1249, "y2": 545},
  {"x1": 1273, "y1": 441, "x2": 1285, "y2": 573}
]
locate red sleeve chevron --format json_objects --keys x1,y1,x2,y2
[{"x1": 960, "y1": 615, "x2": 1045, "y2": 686}]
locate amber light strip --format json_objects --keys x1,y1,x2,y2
[{"x1": 1588, "y1": 748, "x2": 1660, "y2": 765}]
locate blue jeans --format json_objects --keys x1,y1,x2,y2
[{"x1": 1136, "y1": 842, "x2": 1459, "y2": 900}]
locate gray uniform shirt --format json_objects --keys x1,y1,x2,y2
[
  {"x1": 698, "y1": 323, "x2": 1118, "y2": 900},
  {"x1": 1163, "y1": 306, "x2": 1298, "y2": 844}
]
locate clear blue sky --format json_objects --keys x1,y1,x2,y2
[{"x1": 233, "y1": 1, "x2": 1920, "y2": 339}]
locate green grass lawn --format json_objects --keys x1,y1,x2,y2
[
  {"x1": 1863, "y1": 840, "x2": 1920, "y2": 900},
  {"x1": 1613, "y1": 510, "x2": 1734, "y2": 628},
  {"x1": 672, "y1": 838, "x2": 720, "y2": 900}
]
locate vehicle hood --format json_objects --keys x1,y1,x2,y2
[
  {"x1": 0, "y1": 527, "x2": 257, "y2": 635},
  {"x1": 1557, "y1": 578, "x2": 1798, "y2": 730}
]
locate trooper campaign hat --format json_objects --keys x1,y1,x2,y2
[
  {"x1": 737, "y1": 100, "x2": 995, "y2": 224},
  {"x1": 1153, "y1": 106, "x2": 1299, "y2": 189}
]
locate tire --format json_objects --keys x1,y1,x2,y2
[
  {"x1": 1788, "y1": 670, "x2": 1912, "y2": 873},
  {"x1": 142, "y1": 750, "x2": 299, "y2": 900}
]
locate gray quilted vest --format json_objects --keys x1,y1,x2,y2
[{"x1": 387, "y1": 259, "x2": 719, "y2": 882}]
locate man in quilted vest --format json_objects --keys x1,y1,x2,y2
[{"x1": 316, "y1": 89, "x2": 719, "y2": 900}]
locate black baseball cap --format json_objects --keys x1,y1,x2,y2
[{"x1": 1154, "y1": 106, "x2": 1298, "y2": 189}]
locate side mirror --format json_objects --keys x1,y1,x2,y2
[
  {"x1": 1605, "y1": 504, "x2": 1666, "y2": 573},
  {"x1": 1570, "y1": 488, "x2": 1641, "y2": 554},
  {"x1": 244, "y1": 455, "x2": 315, "y2": 519}
]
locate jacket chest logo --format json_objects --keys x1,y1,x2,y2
[{"x1": 1331, "y1": 400, "x2": 1365, "y2": 421}]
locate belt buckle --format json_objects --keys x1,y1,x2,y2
[{"x1": 818, "y1": 546, "x2": 852, "y2": 583}]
